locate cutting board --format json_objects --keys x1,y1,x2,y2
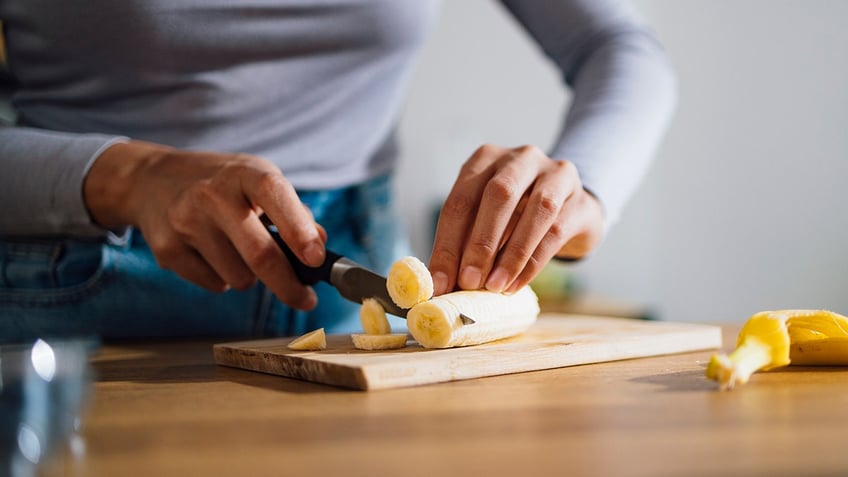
[{"x1": 213, "y1": 314, "x2": 722, "y2": 390}]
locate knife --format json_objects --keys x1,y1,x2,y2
[{"x1": 266, "y1": 224, "x2": 474, "y2": 324}]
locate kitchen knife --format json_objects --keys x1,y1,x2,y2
[{"x1": 266, "y1": 225, "x2": 474, "y2": 324}]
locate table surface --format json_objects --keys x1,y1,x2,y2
[{"x1": 43, "y1": 325, "x2": 848, "y2": 477}]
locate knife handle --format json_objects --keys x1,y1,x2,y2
[{"x1": 266, "y1": 225, "x2": 342, "y2": 286}]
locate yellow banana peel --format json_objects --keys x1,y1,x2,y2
[{"x1": 706, "y1": 309, "x2": 848, "y2": 390}]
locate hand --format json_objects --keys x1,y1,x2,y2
[
  {"x1": 83, "y1": 140, "x2": 326, "y2": 310},
  {"x1": 429, "y1": 144, "x2": 604, "y2": 296}
]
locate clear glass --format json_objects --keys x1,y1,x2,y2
[{"x1": 0, "y1": 339, "x2": 93, "y2": 477}]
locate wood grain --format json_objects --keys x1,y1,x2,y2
[
  {"x1": 213, "y1": 314, "x2": 722, "y2": 390},
  {"x1": 61, "y1": 325, "x2": 848, "y2": 477}
]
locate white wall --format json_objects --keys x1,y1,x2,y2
[{"x1": 396, "y1": 0, "x2": 848, "y2": 323}]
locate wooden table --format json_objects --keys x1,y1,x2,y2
[{"x1": 42, "y1": 327, "x2": 848, "y2": 477}]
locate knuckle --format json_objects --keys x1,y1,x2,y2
[
  {"x1": 431, "y1": 245, "x2": 460, "y2": 267},
  {"x1": 166, "y1": 201, "x2": 196, "y2": 235},
  {"x1": 536, "y1": 191, "x2": 562, "y2": 218},
  {"x1": 546, "y1": 220, "x2": 569, "y2": 244},
  {"x1": 288, "y1": 231, "x2": 319, "y2": 252},
  {"x1": 458, "y1": 159, "x2": 485, "y2": 178},
  {"x1": 148, "y1": 239, "x2": 183, "y2": 270},
  {"x1": 522, "y1": 254, "x2": 545, "y2": 278},
  {"x1": 515, "y1": 144, "x2": 543, "y2": 157},
  {"x1": 556, "y1": 159, "x2": 579, "y2": 179},
  {"x1": 502, "y1": 240, "x2": 535, "y2": 263},
  {"x1": 242, "y1": 241, "x2": 279, "y2": 271},
  {"x1": 475, "y1": 143, "x2": 500, "y2": 157},
  {"x1": 253, "y1": 170, "x2": 289, "y2": 199},
  {"x1": 485, "y1": 176, "x2": 519, "y2": 203},
  {"x1": 442, "y1": 193, "x2": 475, "y2": 219},
  {"x1": 468, "y1": 237, "x2": 499, "y2": 258}
]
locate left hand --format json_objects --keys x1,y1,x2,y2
[{"x1": 429, "y1": 144, "x2": 605, "y2": 296}]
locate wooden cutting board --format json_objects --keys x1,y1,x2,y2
[{"x1": 213, "y1": 314, "x2": 722, "y2": 390}]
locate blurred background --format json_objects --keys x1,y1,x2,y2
[
  {"x1": 396, "y1": 0, "x2": 848, "y2": 324},
  {"x1": 1, "y1": 1, "x2": 845, "y2": 325}
]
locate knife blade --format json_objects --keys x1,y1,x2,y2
[
  {"x1": 266, "y1": 225, "x2": 475, "y2": 324},
  {"x1": 266, "y1": 224, "x2": 408, "y2": 317}
]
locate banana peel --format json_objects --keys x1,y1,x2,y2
[{"x1": 706, "y1": 309, "x2": 848, "y2": 390}]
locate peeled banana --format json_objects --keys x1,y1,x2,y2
[
  {"x1": 386, "y1": 256, "x2": 434, "y2": 309},
  {"x1": 407, "y1": 286, "x2": 540, "y2": 348},
  {"x1": 706, "y1": 309, "x2": 848, "y2": 390},
  {"x1": 287, "y1": 328, "x2": 327, "y2": 351}
]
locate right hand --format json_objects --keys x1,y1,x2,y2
[{"x1": 83, "y1": 140, "x2": 326, "y2": 310}]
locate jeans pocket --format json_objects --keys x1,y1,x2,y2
[{"x1": 0, "y1": 238, "x2": 112, "y2": 306}]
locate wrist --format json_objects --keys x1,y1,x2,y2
[{"x1": 83, "y1": 140, "x2": 172, "y2": 228}]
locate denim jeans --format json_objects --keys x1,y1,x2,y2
[{"x1": 0, "y1": 174, "x2": 410, "y2": 343}]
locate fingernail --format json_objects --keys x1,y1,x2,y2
[
  {"x1": 303, "y1": 242, "x2": 325, "y2": 266},
  {"x1": 432, "y1": 271, "x2": 448, "y2": 296},
  {"x1": 459, "y1": 266, "x2": 482, "y2": 290},
  {"x1": 485, "y1": 267, "x2": 508, "y2": 292}
]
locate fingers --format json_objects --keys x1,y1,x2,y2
[
  {"x1": 239, "y1": 160, "x2": 326, "y2": 267},
  {"x1": 153, "y1": 240, "x2": 229, "y2": 293},
  {"x1": 135, "y1": 149, "x2": 324, "y2": 311},
  {"x1": 429, "y1": 145, "x2": 496, "y2": 295},
  {"x1": 458, "y1": 147, "x2": 542, "y2": 290},
  {"x1": 430, "y1": 143, "x2": 605, "y2": 295},
  {"x1": 221, "y1": 210, "x2": 319, "y2": 310},
  {"x1": 206, "y1": 160, "x2": 321, "y2": 310},
  {"x1": 484, "y1": 160, "x2": 577, "y2": 292}
]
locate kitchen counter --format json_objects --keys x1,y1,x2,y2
[{"x1": 36, "y1": 325, "x2": 848, "y2": 477}]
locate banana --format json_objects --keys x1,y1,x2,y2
[
  {"x1": 351, "y1": 333, "x2": 409, "y2": 350},
  {"x1": 407, "y1": 286, "x2": 540, "y2": 349},
  {"x1": 706, "y1": 309, "x2": 848, "y2": 390},
  {"x1": 360, "y1": 297, "x2": 392, "y2": 335},
  {"x1": 387, "y1": 256, "x2": 434, "y2": 309},
  {"x1": 287, "y1": 328, "x2": 326, "y2": 351}
]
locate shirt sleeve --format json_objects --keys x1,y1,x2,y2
[
  {"x1": 0, "y1": 124, "x2": 128, "y2": 237},
  {"x1": 499, "y1": 0, "x2": 678, "y2": 228}
]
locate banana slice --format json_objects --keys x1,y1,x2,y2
[
  {"x1": 387, "y1": 256, "x2": 434, "y2": 309},
  {"x1": 287, "y1": 328, "x2": 326, "y2": 351},
  {"x1": 351, "y1": 333, "x2": 409, "y2": 350},
  {"x1": 360, "y1": 297, "x2": 391, "y2": 335}
]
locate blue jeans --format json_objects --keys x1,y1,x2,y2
[{"x1": 0, "y1": 175, "x2": 410, "y2": 343}]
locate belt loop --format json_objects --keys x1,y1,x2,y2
[
  {"x1": 0, "y1": 238, "x2": 7, "y2": 287},
  {"x1": 48, "y1": 242, "x2": 66, "y2": 287}
]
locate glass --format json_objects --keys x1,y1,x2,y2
[{"x1": 0, "y1": 339, "x2": 94, "y2": 477}]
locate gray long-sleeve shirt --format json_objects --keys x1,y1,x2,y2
[{"x1": 0, "y1": 0, "x2": 676, "y2": 237}]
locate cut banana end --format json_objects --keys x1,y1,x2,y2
[
  {"x1": 360, "y1": 297, "x2": 392, "y2": 335},
  {"x1": 705, "y1": 311, "x2": 790, "y2": 390},
  {"x1": 407, "y1": 286, "x2": 540, "y2": 349},
  {"x1": 287, "y1": 328, "x2": 327, "y2": 351},
  {"x1": 387, "y1": 256, "x2": 434, "y2": 309},
  {"x1": 351, "y1": 333, "x2": 409, "y2": 350}
]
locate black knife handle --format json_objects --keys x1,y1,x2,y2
[{"x1": 266, "y1": 225, "x2": 341, "y2": 286}]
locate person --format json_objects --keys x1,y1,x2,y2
[{"x1": 0, "y1": 0, "x2": 676, "y2": 342}]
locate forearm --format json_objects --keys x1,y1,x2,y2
[
  {"x1": 0, "y1": 125, "x2": 127, "y2": 237},
  {"x1": 553, "y1": 29, "x2": 678, "y2": 228},
  {"x1": 500, "y1": 0, "x2": 678, "y2": 228}
]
